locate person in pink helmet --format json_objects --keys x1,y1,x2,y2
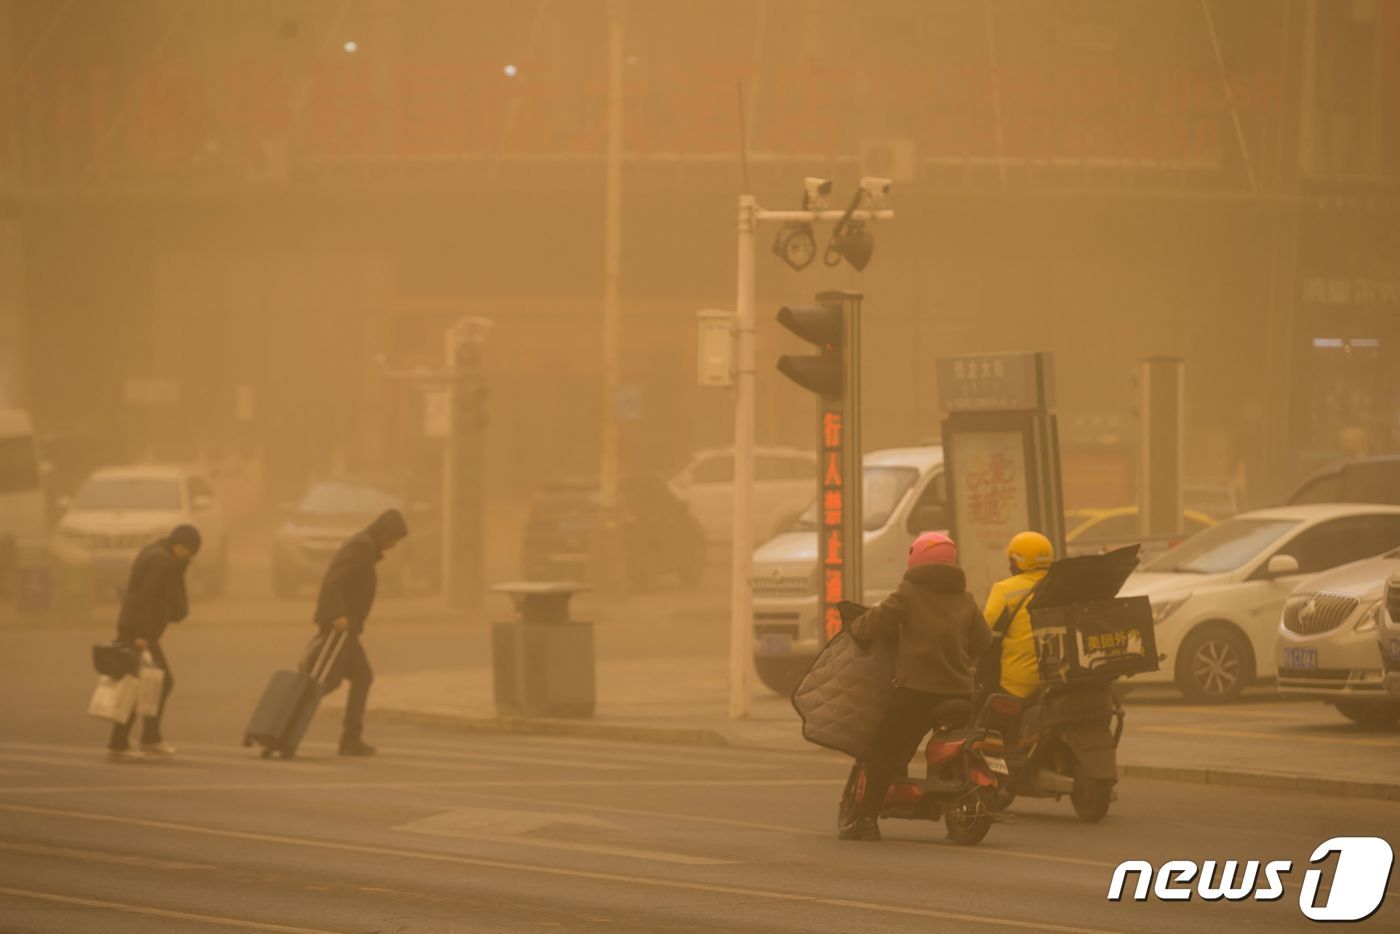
[{"x1": 839, "y1": 531, "x2": 992, "y2": 841}]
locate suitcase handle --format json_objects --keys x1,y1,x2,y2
[{"x1": 309, "y1": 630, "x2": 348, "y2": 684}]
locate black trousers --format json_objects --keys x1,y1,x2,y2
[
  {"x1": 108, "y1": 641, "x2": 174, "y2": 749},
  {"x1": 854, "y1": 687, "x2": 967, "y2": 820},
  {"x1": 328, "y1": 634, "x2": 373, "y2": 742}
]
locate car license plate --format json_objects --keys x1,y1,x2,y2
[
  {"x1": 760, "y1": 635, "x2": 791, "y2": 656},
  {"x1": 1390, "y1": 639, "x2": 1400, "y2": 662},
  {"x1": 984, "y1": 755, "x2": 1010, "y2": 776},
  {"x1": 1284, "y1": 648, "x2": 1318, "y2": 671}
]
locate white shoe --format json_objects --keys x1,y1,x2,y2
[
  {"x1": 105, "y1": 748, "x2": 145, "y2": 763},
  {"x1": 140, "y1": 742, "x2": 177, "y2": 757}
]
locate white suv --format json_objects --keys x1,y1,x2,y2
[
  {"x1": 56, "y1": 465, "x2": 228, "y2": 597},
  {"x1": 749, "y1": 446, "x2": 947, "y2": 694},
  {"x1": 670, "y1": 447, "x2": 816, "y2": 544},
  {"x1": 1275, "y1": 549, "x2": 1400, "y2": 727}
]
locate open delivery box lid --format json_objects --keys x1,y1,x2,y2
[
  {"x1": 1028, "y1": 545, "x2": 1160, "y2": 682},
  {"x1": 1029, "y1": 545, "x2": 1142, "y2": 610}
]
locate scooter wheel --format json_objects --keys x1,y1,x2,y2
[
  {"x1": 1070, "y1": 768, "x2": 1113, "y2": 823},
  {"x1": 945, "y1": 810, "x2": 993, "y2": 846},
  {"x1": 259, "y1": 748, "x2": 274, "y2": 759}
]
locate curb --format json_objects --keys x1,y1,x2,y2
[
  {"x1": 1118, "y1": 763, "x2": 1400, "y2": 804},
  {"x1": 374, "y1": 706, "x2": 1400, "y2": 803},
  {"x1": 373, "y1": 707, "x2": 732, "y2": 748}
]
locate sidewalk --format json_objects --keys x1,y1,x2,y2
[
  {"x1": 0, "y1": 582, "x2": 732, "y2": 633},
  {"x1": 355, "y1": 656, "x2": 1400, "y2": 803}
]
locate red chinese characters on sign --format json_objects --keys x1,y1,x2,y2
[
  {"x1": 823, "y1": 489, "x2": 842, "y2": 527},
  {"x1": 824, "y1": 568, "x2": 843, "y2": 603},
  {"x1": 821, "y1": 408, "x2": 845, "y2": 641},
  {"x1": 966, "y1": 451, "x2": 1018, "y2": 525},
  {"x1": 824, "y1": 606, "x2": 843, "y2": 641}
]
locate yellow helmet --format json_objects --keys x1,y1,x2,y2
[{"x1": 1007, "y1": 531, "x2": 1054, "y2": 572}]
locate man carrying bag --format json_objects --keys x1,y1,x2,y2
[{"x1": 104, "y1": 524, "x2": 200, "y2": 761}]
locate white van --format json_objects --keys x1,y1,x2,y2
[
  {"x1": 750, "y1": 445, "x2": 947, "y2": 694},
  {"x1": 0, "y1": 409, "x2": 48, "y2": 548}
]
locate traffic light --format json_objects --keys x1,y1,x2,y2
[
  {"x1": 775, "y1": 291, "x2": 863, "y2": 643},
  {"x1": 452, "y1": 343, "x2": 490, "y2": 432},
  {"x1": 776, "y1": 299, "x2": 843, "y2": 397}
]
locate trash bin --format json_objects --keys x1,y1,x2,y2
[{"x1": 491, "y1": 581, "x2": 595, "y2": 718}]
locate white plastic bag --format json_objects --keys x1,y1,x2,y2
[
  {"x1": 88, "y1": 675, "x2": 139, "y2": 724},
  {"x1": 136, "y1": 653, "x2": 165, "y2": 717}
]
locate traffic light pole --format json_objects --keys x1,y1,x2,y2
[{"x1": 729, "y1": 196, "x2": 891, "y2": 720}]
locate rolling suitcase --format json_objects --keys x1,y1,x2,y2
[{"x1": 243, "y1": 630, "x2": 347, "y2": 759}]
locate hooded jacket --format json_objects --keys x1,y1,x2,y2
[
  {"x1": 313, "y1": 509, "x2": 408, "y2": 634},
  {"x1": 848, "y1": 563, "x2": 991, "y2": 696},
  {"x1": 116, "y1": 538, "x2": 190, "y2": 644}
]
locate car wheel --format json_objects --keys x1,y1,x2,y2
[
  {"x1": 1174, "y1": 625, "x2": 1250, "y2": 702},
  {"x1": 754, "y1": 654, "x2": 812, "y2": 696},
  {"x1": 1333, "y1": 702, "x2": 1400, "y2": 730}
]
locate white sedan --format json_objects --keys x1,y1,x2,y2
[
  {"x1": 1275, "y1": 549, "x2": 1400, "y2": 727},
  {"x1": 1119, "y1": 504, "x2": 1400, "y2": 701}
]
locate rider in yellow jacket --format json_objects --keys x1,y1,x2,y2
[{"x1": 982, "y1": 531, "x2": 1054, "y2": 698}]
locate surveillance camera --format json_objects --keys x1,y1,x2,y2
[
  {"x1": 802, "y1": 177, "x2": 832, "y2": 210},
  {"x1": 859, "y1": 176, "x2": 892, "y2": 199}
]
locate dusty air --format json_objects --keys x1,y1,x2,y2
[{"x1": 0, "y1": 2, "x2": 1397, "y2": 932}]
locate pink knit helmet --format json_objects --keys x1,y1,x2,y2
[{"x1": 907, "y1": 531, "x2": 958, "y2": 569}]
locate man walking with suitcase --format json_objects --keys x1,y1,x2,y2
[
  {"x1": 107, "y1": 524, "x2": 201, "y2": 761},
  {"x1": 313, "y1": 508, "x2": 408, "y2": 756}
]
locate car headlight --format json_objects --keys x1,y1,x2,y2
[
  {"x1": 1151, "y1": 594, "x2": 1191, "y2": 625},
  {"x1": 1354, "y1": 600, "x2": 1385, "y2": 634}
]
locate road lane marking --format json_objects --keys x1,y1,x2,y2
[
  {"x1": 1137, "y1": 725, "x2": 1400, "y2": 748},
  {"x1": 404, "y1": 788, "x2": 1116, "y2": 869},
  {"x1": 0, "y1": 886, "x2": 348, "y2": 933},
  {"x1": 0, "y1": 777, "x2": 836, "y2": 795},
  {"x1": 378, "y1": 736, "x2": 788, "y2": 771},
  {"x1": 0, "y1": 803, "x2": 1125, "y2": 933},
  {"x1": 0, "y1": 840, "x2": 212, "y2": 870},
  {"x1": 393, "y1": 807, "x2": 733, "y2": 866}
]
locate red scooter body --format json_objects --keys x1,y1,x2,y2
[{"x1": 840, "y1": 719, "x2": 1011, "y2": 846}]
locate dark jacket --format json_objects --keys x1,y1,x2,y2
[
  {"x1": 313, "y1": 509, "x2": 408, "y2": 634},
  {"x1": 848, "y1": 563, "x2": 992, "y2": 696},
  {"x1": 116, "y1": 540, "x2": 189, "y2": 644}
]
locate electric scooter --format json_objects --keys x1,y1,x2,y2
[
  {"x1": 837, "y1": 699, "x2": 1013, "y2": 846},
  {"x1": 976, "y1": 681, "x2": 1124, "y2": 822}
]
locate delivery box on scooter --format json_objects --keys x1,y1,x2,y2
[{"x1": 1027, "y1": 546, "x2": 1160, "y2": 683}]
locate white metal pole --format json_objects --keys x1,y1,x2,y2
[
  {"x1": 593, "y1": 0, "x2": 627, "y2": 597},
  {"x1": 441, "y1": 326, "x2": 457, "y2": 604},
  {"x1": 600, "y1": 0, "x2": 624, "y2": 511},
  {"x1": 730, "y1": 194, "x2": 757, "y2": 720}
]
